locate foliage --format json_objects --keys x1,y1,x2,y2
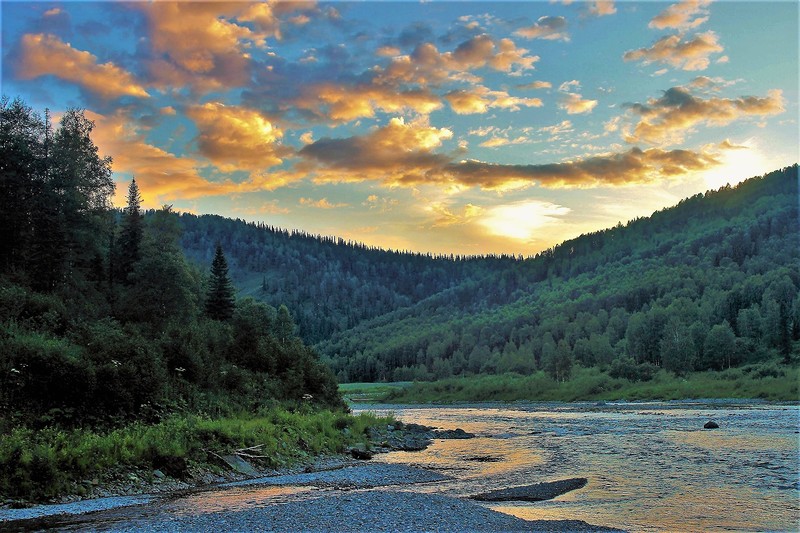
[
  {"x1": 0, "y1": 97, "x2": 345, "y2": 432},
  {"x1": 383, "y1": 364, "x2": 800, "y2": 403},
  {"x1": 0, "y1": 409, "x2": 392, "y2": 501}
]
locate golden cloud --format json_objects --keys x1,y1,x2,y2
[
  {"x1": 624, "y1": 86, "x2": 785, "y2": 144},
  {"x1": 16, "y1": 33, "x2": 149, "y2": 99},
  {"x1": 299, "y1": 197, "x2": 349, "y2": 209},
  {"x1": 298, "y1": 117, "x2": 453, "y2": 183},
  {"x1": 518, "y1": 81, "x2": 553, "y2": 90},
  {"x1": 139, "y1": 2, "x2": 315, "y2": 91},
  {"x1": 295, "y1": 83, "x2": 442, "y2": 121},
  {"x1": 298, "y1": 117, "x2": 725, "y2": 191},
  {"x1": 445, "y1": 86, "x2": 543, "y2": 114},
  {"x1": 378, "y1": 35, "x2": 538, "y2": 86},
  {"x1": 87, "y1": 110, "x2": 301, "y2": 207},
  {"x1": 649, "y1": 0, "x2": 711, "y2": 30},
  {"x1": 623, "y1": 31, "x2": 723, "y2": 71},
  {"x1": 186, "y1": 102, "x2": 290, "y2": 173},
  {"x1": 515, "y1": 16, "x2": 569, "y2": 41}
]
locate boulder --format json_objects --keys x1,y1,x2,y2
[
  {"x1": 472, "y1": 478, "x2": 588, "y2": 502},
  {"x1": 703, "y1": 421, "x2": 720, "y2": 429},
  {"x1": 349, "y1": 445, "x2": 373, "y2": 460},
  {"x1": 432, "y1": 428, "x2": 475, "y2": 439}
]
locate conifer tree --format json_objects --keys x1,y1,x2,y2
[
  {"x1": 205, "y1": 244, "x2": 235, "y2": 321},
  {"x1": 116, "y1": 177, "x2": 143, "y2": 284}
]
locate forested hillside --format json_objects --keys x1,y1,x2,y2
[
  {"x1": 177, "y1": 166, "x2": 799, "y2": 383},
  {"x1": 320, "y1": 166, "x2": 799, "y2": 381},
  {"x1": 177, "y1": 215, "x2": 515, "y2": 343}
]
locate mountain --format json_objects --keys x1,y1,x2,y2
[{"x1": 178, "y1": 166, "x2": 799, "y2": 382}]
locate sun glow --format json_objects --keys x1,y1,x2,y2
[
  {"x1": 480, "y1": 200, "x2": 570, "y2": 240},
  {"x1": 702, "y1": 140, "x2": 773, "y2": 190}
]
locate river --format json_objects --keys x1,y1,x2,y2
[{"x1": 355, "y1": 401, "x2": 800, "y2": 532}]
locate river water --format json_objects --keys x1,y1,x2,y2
[{"x1": 355, "y1": 401, "x2": 799, "y2": 532}]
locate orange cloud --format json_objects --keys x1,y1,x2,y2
[
  {"x1": 16, "y1": 33, "x2": 149, "y2": 99},
  {"x1": 87, "y1": 110, "x2": 301, "y2": 207},
  {"x1": 378, "y1": 35, "x2": 538, "y2": 86},
  {"x1": 624, "y1": 86, "x2": 785, "y2": 144},
  {"x1": 445, "y1": 86, "x2": 542, "y2": 114},
  {"x1": 295, "y1": 83, "x2": 442, "y2": 122},
  {"x1": 298, "y1": 116, "x2": 725, "y2": 191},
  {"x1": 186, "y1": 102, "x2": 291, "y2": 173},
  {"x1": 515, "y1": 16, "x2": 569, "y2": 41},
  {"x1": 298, "y1": 117, "x2": 453, "y2": 184},
  {"x1": 649, "y1": 0, "x2": 711, "y2": 30},
  {"x1": 623, "y1": 31, "x2": 723, "y2": 71}
]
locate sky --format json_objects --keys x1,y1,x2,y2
[{"x1": 1, "y1": 0, "x2": 797, "y2": 255}]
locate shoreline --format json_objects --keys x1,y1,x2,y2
[{"x1": 0, "y1": 421, "x2": 621, "y2": 532}]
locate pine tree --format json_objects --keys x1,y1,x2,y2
[
  {"x1": 116, "y1": 177, "x2": 143, "y2": 284},
  {"x1": 205, "y1": 244, "x2": 235, "y2": 321}
]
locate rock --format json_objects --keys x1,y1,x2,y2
[
  {"x1": 153, "y1": 470, "x2": 166, "y2": 480},
  {"x1": 221, "y1": 455, "x2": 260, "y2": 476},
  {"x1": 387, "y1": 424, "x2": 395, "y2": 431},
  {"x1": 349, "y1": 446, "x2": 373, "y2": 460},
  {"x1": 704, "y1": 421, "x2": 720, "y2": 429},
  {"x1": 472, "y1": 478, "x2": 588, "y2": 502},
  {"x1": 432, "y1": 428, "x2": 475, "y2": 439},
  {"x1": 154, "y1": 455, "x2": 189, "y2": 479}
]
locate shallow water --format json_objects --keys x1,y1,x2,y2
[{"x1": 356, "y1": 401, "x2": 800, "y2": 532}]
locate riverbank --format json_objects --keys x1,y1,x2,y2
[
  {"x1": 0, "y1": 408, "x2": 396, "y2": 505},
  {"x1": 374, "y1": 363, "x2": 799, "y2": 403}
]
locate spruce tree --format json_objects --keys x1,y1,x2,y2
[
  {"x1": 205, "y1": 244, "x2": 235, "y2": 321},
  {"x1": 116, "y1": 177, "x2": 143, "y2": 284}
]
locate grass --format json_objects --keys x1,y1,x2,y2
[
  {"x1": 338, "y1": 381, "x2": 413, "y2": 403},
  {"x1": 0, "y1": 407, "x2": 393, "y2": 502},
  {"x1": 381, "y1": 363, "x2": 800, "y2": 404}
]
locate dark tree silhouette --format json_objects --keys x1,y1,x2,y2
[{"x1": 205, "y1": 243, "x2": 235, "y2": 321}]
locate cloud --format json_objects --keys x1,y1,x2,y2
[
  {"x1": 138, "y1": 2, "x2": 316, "y2": 92},
  {"x1": 379, "y1": 35, "x2": 538, "y2": 85},
  {"x1": 518, "y1": 80, "x2": 552, "y2": 90},
  {"x1": 623, "y1": 31, "x2": 723, "y2": 71},
  {"x1": 479, "y1": 136, "x2": 529, "y2": 148},
  {"x1": 649, "y1": 0, "x2": 711, "y2": 30},
  {"x1": 86, "y1": 110, "x2": 302, "y2": 207},
  {"x1": 515, "y1": 16, "x2": 569, "y2": 41},
  {"x1": 186, "y1": 102, "x2": 291, "y2": 173},
  {"x1": 294, "y1": 83, "x2": 442, "y2": 122},
  {"x1": 559, "y1": 92, "x2": 598, "y2": 114},
  {"x1": 445, "y1": 86, "x2": 543, "y2": 114},
  {"x1": 443, "y1": 147, "x2": 721, "y2": 189},
  {"x1": 298, "y1": 116, "x2": 724, "y2": 191},
  {"x1": 298, "y1": 117, "x2": 453, "y2": 184},
  {"x1": 16, "y1": 33, "x2": 149, "y2": 99},
  {"x1": 539, "y1": 120, "x2": 574, "y2": 138},
  {"x1": 584, "y1": 1, "x2": 617, "y2": 18},
  {"x1": 299, "y1": 197, "x2": 348, "y2": 209},
  {"x1": 624, "y1": 86, "x2": 785, "y2": 144}
]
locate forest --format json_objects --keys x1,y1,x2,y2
[{"x1": 0, "y1": 96, "x2": 343, "y2": 430}]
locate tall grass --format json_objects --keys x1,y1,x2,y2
[
  {"x1": 0, "y1": 408, "x2": 392, "y2": 501},
  {"x1": 383, "y1": 363, "x2": 800, "y2": 404}
]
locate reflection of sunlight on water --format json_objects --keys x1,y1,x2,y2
[
  {"x1": 356, "y1": 403, "x2": 800, "y2": 532},
  {"x1": 167, "y1": 485, "x2": 316, "y2": 516}
]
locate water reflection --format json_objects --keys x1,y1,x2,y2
[
  {"x1": 165, "y1": 485, "x2": 316, "y2": 516},
  {"x1": 357, "y1": 402, "x2": 800, "y2": 532}
]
